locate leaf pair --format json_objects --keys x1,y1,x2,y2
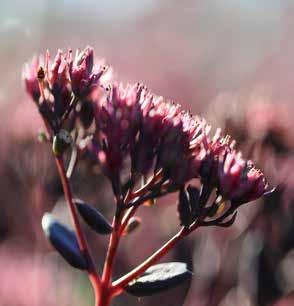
[{"x1": 42, "y1": 200, "x2": 112, "y2": 270}]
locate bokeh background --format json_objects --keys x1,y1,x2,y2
[{"x1": 1, "y1": 1, "x2": 294, "y2": 305}]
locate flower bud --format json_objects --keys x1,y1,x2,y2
[
  {"x1": 70, "y1": 47, "x2": 105, "y2": 98},
  {"x1": 52, "y1": 129, "x2": 72, "y2": 156},
  {"x1": 122, "y1": 217, "x2": 142, "y2": 236}
]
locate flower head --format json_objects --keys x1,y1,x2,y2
[
  {"x1": 23, "y1": 46, "x2": 270, "y2": 209},
  {"x1": 91, "y1": 83, "x2": 208, "y2": 187},
  {"x1": 23, "y1": 47, "x2": 110, "y2": 133},
  {"x1": 69, "y1": 47, "x2": 107, "y2": 98},
  {"x1": 91, "y1": 83, "x2": 143, "y2": 178},
  {"x1": 217, "y1": 146, "x2": 268, "y2": 206}
]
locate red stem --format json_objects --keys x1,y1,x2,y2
[
  {"x1": 120, "y1": 206, "x2": 138, "y2": 234},
  {"x1": 55, "y1": 156, "x2": 101, "y2": 290},
  {"x1": 111, "y1": 227, "x2": 186, "y2": 295},
  {"x1": 125, "y1": 170, "x2": 163, "y2": 202},
  {"x1": 101, "y1": 213, "x2": 122, "y2": 286},
  {"x1": 111, "y1": 221, "x2": 200, "y2": 296}
]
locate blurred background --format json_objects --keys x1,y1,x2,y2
[{"x1": 1, "y1": 0, "x2": 294, "y2": 305}]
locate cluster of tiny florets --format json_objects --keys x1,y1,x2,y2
[{"x1": 23, "y1": 46, "x2": 268, "y2": 207}]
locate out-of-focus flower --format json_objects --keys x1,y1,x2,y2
[{"x1": 0, "y1": 245, "x2": 72, "y2": 306}]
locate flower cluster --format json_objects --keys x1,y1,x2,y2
[
  {"x1": 23, "y1": 47, "x2": 109, "y2": 132},
  {"x1": 22, "y1": 46, "x2": 272, "y2": 306},
  {"x1": 91, "y1": 83, "x2": 268, "y2": 207},
  {"x1": 23, "y1": 46, "x2": 269, "y2": 213}
]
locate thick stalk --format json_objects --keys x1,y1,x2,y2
[{"x1": 96, "y1": 284, "x2": 112, "y2": 306}]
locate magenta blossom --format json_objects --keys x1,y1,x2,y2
[
  {"x1": 91, "y1": 83, "x2": 143, "y2": 178},
  {"x1": 91, "y1": 83, "x2": 209, "y2": 186},
  {"x1": 22, "y1": 55, "x2": 44, "y2": 103},
  {"x1": 218, "y1": 148, "x2": 268, "y2": 205},
  {"x1": 68, "y1": 47, "x2": 107, "y2": 98}
]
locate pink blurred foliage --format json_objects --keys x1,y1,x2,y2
[{"x1": 0, "y1": 244, "x2": 72, "y2": 306}]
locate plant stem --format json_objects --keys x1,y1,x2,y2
[
  {"x1": 120, "y1": 206, "x2": 138, "y2": 233},
  {"x1": 125, "y1": 170, "x2": 163, "y2": 202},
  {"x1": 96, "y1": 285, "x2": 112, "y2": 306},
  {"x1": 55, "y1": 156, "x2": 101, "y2": 290},
  {"x1": 111, "y1": 225, "x2": 192, "y2": 296},
  {"x1": 101, "y1": 207, "x2": 123, "y2": 286}
]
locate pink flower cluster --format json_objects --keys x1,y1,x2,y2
[
  {"x1": 91, "y1": 83, "x2": 268, "y2": 205},
  {"x1": 23, "y1": 47, "x2": 109, "y2": 132},
  {"x1": 23, "y1": 46, "x2": 268, "y2": 206}
]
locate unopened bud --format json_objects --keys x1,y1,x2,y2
[
  {"x1": 143, "y1": 199, "x2": 156, "y2": 206},
  {"x1": 37, "y1": 130, "x2": 48, "y2": 143},
  {"x1": 52, "y1": 129, "x2": 72, "y2": 156},
  {"x1": 37, "y1": 66, "x2": 46, "y2": 81},
  {"x1": 122, "y1": 216, "x2": 141, "y2": 236}
]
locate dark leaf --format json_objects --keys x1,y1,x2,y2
[
  {"x1": 126, "y1": 262, "x2": 192, "y2": 296},
  {"x1": 187, "y1": 185, "x2": 201, "y2": 218},
  {"x1": 41, "y1": 213, "x2": 88, "y2": 270},
  {"x1": 75, "y1": 199, "x2": 112, "y2": 235},
  {"x1": 78, "y1": 100, "x2": 94, "y2": 129},
  {"x1": 207, "y1": 203, "x2": 219, "y2": 217},
  {"x1": 178, "y1": 188, "x2": 192, "y2": 227}
]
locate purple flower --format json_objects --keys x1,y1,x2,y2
[
  {"x1": 23, "y1": 47, "x2": 111, "y2": 133},
  {"x1": 91, "y1": 83, "x2": 143, "y2": 178},
  {"x1": 218, "y1": 148, "x2": 268, "y2": 205},
  {"x1": 68, "y1": 47, "x2": 107, "y2": 98},
  {"x1": 91, "y1": 83, "x2": 208, "y2": 186}
]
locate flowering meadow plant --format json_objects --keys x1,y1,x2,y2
[{"x1": 23, "y1": 46, "x2": 271, "y2": 306}]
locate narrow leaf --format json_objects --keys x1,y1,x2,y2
[
  {"x1": 126, "y1": 262, "x2": 192, "y2": 296},
  {"x1": 41, "y1": 213, "x2": 88, "y2": 270},
  {"x1": 178, "y1": 188, "x2": 192, "y2": 227},
  {"x1": 187, "y1": 185, "x2": 200, "y2": 218},
  {"x1": 75, "y1": 199, "x2": 112, "y2": 235}
]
